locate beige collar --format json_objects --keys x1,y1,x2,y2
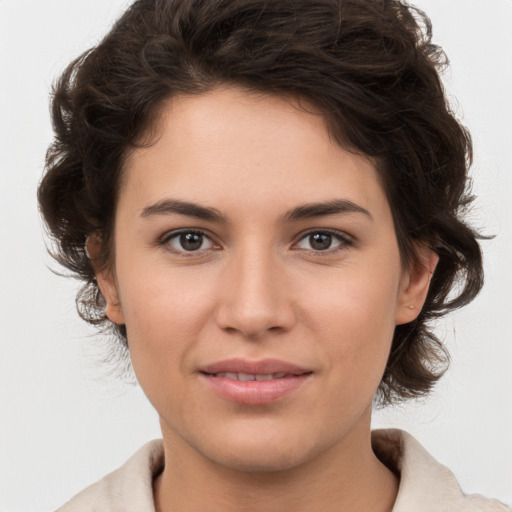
[{"x1": 58, "y1": 430, "x2": 510, "y2": 511}]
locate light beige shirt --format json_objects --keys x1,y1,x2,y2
[{"x1": 57, "y1": 429, "x2": 511, "y2": 511}]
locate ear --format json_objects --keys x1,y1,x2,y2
[
  {"x1": 395, "y1": 245, "x2": 439, "y2": 325},
  {"x1": 86, "y1": 235, "x2": 125, "y2": 325}
]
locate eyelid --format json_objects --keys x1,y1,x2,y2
[
  {"x1": 159, "y1": 228, "x2": 221, "y2": 254},
  {"x1": 292, "y1": 229, "x2": 354, "y2": 252},
  {"x1": 157, "y1": 227, "x2": 354, "y2": 255}
]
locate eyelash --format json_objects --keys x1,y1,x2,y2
[
  {"x1": 159, "y1": 229, "x2": 219, "y2": 256},
  {"x1": 293, "y1": 229, "x2": 354, "y2": 254},
  {"x1": 158, "y1": 229, "x2": 354, "y2": 256}
]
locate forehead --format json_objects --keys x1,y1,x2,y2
[{"x1": 121, "y1": 87, "x2": 388, "y2": 219}]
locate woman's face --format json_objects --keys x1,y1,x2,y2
[{"x1": 98, "y1": 87, "x2": 431, "y2": 472}]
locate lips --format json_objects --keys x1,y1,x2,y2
[
  {"x1": 199, "y1": 359, "x2": 312, "y2": 405},
  {"x1": 200, "y1": 358, "x2": 310, "y2": 376},
  {"x1": 211, "y1": 372, "x2": 292, "y2": 381}
]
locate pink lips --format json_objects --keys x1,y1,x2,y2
[{"x1": 199, "y1": 358, "x2": 312, "y2": 405}]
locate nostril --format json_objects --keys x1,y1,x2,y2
[{"x1": 213, "y1": 276, "x2": 296, "y2": 337}]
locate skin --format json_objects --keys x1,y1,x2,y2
[{"x1": 93, "y1": 87, "x2": 437, "y2": 512}]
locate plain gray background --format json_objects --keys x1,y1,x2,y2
[{"x1": 0, "y1": 0, "x2": 511, "y2": 510}]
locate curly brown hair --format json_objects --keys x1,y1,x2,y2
[{"x1": 38, "y1": 0, "x2": 484, "y2": 405}]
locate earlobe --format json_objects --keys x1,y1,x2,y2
[
  {"x1": 85, "y1": 235, "x2": 125, "y2": 325},
  {"x1": 395, "y1": 247, "x2": 439, "y2": 325},
  {"x1": 98, "y1": 273, "x2": 125, "y2": 325}
]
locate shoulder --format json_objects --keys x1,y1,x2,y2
[
  {"x1": 57, "y1": 439, "x2": 164, "y2": 512},
  {"x1": 372, "y1": 429, "x2": 511, "y2": 512}
]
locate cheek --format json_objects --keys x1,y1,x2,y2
[
  {"x1": 304, "y1": 260, "x2": 400, "y2": 334},
  {"x1": 119, "y1": 253, "x2": 214, "y2": 326},
  {"x1": 115, "y1": 263, "x2": 217, "y2": 380},
  {"x1": 302, "y1": 265, "x2": 400, "y2": 389}
]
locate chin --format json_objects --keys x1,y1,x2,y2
[
  {"x1": 196, "y1": 425, "x2": 324, "y2": 474},
  {"x1": 210, "y1": 443, "x2": 314, "y2": 474}
]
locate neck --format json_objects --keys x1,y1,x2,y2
[{"x1": 153, "y1": 419, "x2": 399, "y2": 512}]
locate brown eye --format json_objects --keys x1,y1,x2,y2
[
  {"x1": 295, "y1": 230, "x2": 350, "y2": 252},
  {"x1": 166, "y1": 231, "x2": 214, "y2": 252},
  {"x1": 180, "y1": 233, "x2": 203, "y2": 251},
  {"x1": 309, "y1": 233, "x2": 333, "y2": 251}
]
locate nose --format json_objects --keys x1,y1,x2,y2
[{"x1": 214, "y1": 248, "x2": 296, "y2": 339}]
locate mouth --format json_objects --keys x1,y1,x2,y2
[
  {"x1": 204, "y1": 372, "x2": 307, "y2": 381},
  {"x1": 200, "y1": 358, "x2": 311, "y2": 376},
  {"x1": 199, "y1": 359, "x2": 313, "y2": 405}
]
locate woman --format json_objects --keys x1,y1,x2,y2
[{"x1": 37, "y1": 0, "x2": 510, "y2": 510}]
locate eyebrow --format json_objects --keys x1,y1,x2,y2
[
  {"x1": 283, "y1": 199, "x2": 373, "y2": 222},
  {"x1": 141, "y1": 199, "x2": 225, "y2": 222},
  {"x1": 140, "y1": 198, "x2": 372, "y2": 223}
]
